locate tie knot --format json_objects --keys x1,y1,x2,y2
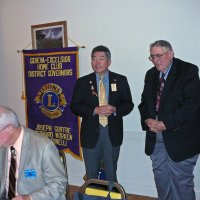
[
  {"x1": 100, "y1": 75, "x2": 104, "y2": 81},
  {"x1": 160, "y1": 73, "x2": 165, "y2": 82},
  {"x1": 10, "y1": 146, "x2": 16, "y2": 157}
]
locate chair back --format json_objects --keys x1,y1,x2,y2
[{"x1": 80, "y1": 179, "x2": 126, "y2": 199}]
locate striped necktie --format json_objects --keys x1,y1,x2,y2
[
  {"x1": 99, "y1": 76, "x2": 108, "y2": 127},
  {"x1": 156, "y1": 73, "x2": 165, "y2": 112},
  {"x1": 8, "y1": 146, "x2": 16, "y2": 199}
]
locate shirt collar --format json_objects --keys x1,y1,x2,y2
[
  {"x1": 96, "y1": 70, "x2": 109, "y2": 80},
  {"x1": 160, "y1": 61, "x2": 173, "y2": 80},
  {"x1": 12, "y1": 126, "x2": 24, "y2": 155}
]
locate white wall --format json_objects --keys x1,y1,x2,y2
[{"x1": 0, "y1": 0, "x2": 200, "y2": 198}]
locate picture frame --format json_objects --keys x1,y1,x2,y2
[{"x1": 31, "y1": 21, "x2": 68, "y2": 49}]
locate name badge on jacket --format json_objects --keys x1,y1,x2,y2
[
  {"x1": 24, "y1": 169, "x2": 37, "y2": 178},
  {"x1": 111, "y1": 83, "x2": 117, "y2": 91}
]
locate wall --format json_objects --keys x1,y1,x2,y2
[{"x1": 0, "y1": 0, "x2": 200, "y2": 198}]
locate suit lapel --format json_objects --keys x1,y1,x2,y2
[
  {"x1": 108, "y1": 72, "x2": 118, "y2": 104},
  {"x1": 0, "y1": 148, "x2": 8, "y2": 194},
  {"x1": 18, "y1": 129, "x2": 31, "y2": 181},
  {"x1": 153, "y1": 70, "x2": 160, "y2": 100},
  {"x1": 88, "y1": 73, "x2": 99, "y2": 103},
  {"x1": 160, "y1": 61, "x2": 177, "y2": 103},
  {"x1": 149, "y1": 69, "x2": 160, "y2": 111}
]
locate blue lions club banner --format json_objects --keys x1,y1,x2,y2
[{"x1": 23, "y1": 47, "x2": 81, "y2": 159}]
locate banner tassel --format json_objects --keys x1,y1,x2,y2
[{"x1": 21, "y1": 52, "x2": 26, "y2": 100}]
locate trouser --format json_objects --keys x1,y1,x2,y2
[
  {"x1": 83, "y1": 125, "x2": 120, "y2": 181},
  {"x1": 150, "y1": 141, "x2": 198, "y2": 200}
]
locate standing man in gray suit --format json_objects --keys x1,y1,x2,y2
[
  {"x1": 138, "y1": 40, "x2": 200, "y2": 200},
  {"x1": 0, "y1": 106, "x2": 67, "y2": 200},
  {"x1": 70, "y1": 45, "x2": 134, "y2": 181}
]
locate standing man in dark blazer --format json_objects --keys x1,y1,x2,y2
[
  {"x1": 138, "y1": 40, "x2": 200, "y2": 200},
  {"x1": 70, "y1": 45, "x2": 134, "y2": 181}
]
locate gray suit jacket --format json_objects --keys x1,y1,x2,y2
[{"x1": 0, "y1": 127, "x2": 67, "y2": 200}]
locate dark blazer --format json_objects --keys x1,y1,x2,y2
[
  {"x1": 138, "y1": 58, "x2": 200, "y2": 162},
  {"x1": 70, "y1": 71, "x2": 134, "y2": 148}
]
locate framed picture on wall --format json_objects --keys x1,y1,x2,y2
[{"x1": 31, "y1": 21, "x2": 68, "y2": 49}]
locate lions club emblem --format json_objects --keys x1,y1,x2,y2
[{"x1": 34, "y1": 83, "x2": 67, "y2": 119}]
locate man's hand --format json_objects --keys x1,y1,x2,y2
[
  {"x1": 94, "y1": 105, "x2": 116, "y2": 116},
  {"x1": 145, "y1": 118, "x2": 166, "y2": 133}
]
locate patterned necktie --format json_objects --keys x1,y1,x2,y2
[
  {"x1": 156, "y1": 73, "x2": 165, "y2": 112},
  {"x1": 8, "y1": 146, "x2": 16, "y2": 199},
  {"x1": 99, "y1": 76, "x2": 108, "y2": 127}
]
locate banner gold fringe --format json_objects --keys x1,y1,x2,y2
[
  {"x1": 21, "y1": 52, "x2": 26, "y2": 100},
  {"x1": 17, "y1": 42, "x2": 31, "y2": 100}
]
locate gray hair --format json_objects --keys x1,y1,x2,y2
[
  {"x1": 150, "y1": 40, "x2": 173, "y2": 51},
  {"x1": 0, "y1": 106, "x2": 20, "y2": 131}
]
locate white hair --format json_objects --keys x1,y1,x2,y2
[{"x1": 0, "y1": 106, "x2": 20, "y2": 131}]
